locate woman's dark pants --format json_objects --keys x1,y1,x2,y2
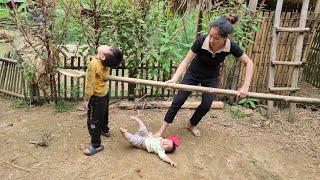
[{"x1": 164, "y1": 73, "x2": 219, "y2": 126}]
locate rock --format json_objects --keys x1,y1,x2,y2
[
  {"x1": 0, "y1": 123, "x2": 13, "y2": 128},
  {"x1": 243, "y1": 109, "x2": 253, "y2": 117},
  {"x1": 230, "y1": 106, "x2": 240, "y2": 112}
]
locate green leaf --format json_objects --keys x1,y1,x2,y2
[
  {"x1": 160, "y1": 46, "x2": 169, "y2": 53},
  {"x1": 238, "y1": 98, "x2": 247, "y2": 105},
  {"x1": 20, "y1": 11, "x2": 32, "y2": 17},
  {"x1": 0, "y1": 8, "x2": 9, "y2": 19},
  {"x1": 0, "y1": 0, "x2": 11, "y2": 3},
  {"x1": 17, "y1": 2, "x2": 29, "y2": 12},
  {"x1": 55, "y1": 8, "x2": 65, "y2": 17},
  {"x1": 248, "y1": 98, "x2": 259, "y2": 103},
  {"x1": 249, "y1": 101, "x2": 256, "y2": 109}
]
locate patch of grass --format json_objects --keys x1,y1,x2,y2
[
  {"x1": 230, "y1": 109, "x2": 245, "y2": 119},
  {"x1": 10, "y1": 99, "x2": 29, "y2": 109},
  {"x1": 54, "y1": 100, "x2": 76, "y2": 113}
]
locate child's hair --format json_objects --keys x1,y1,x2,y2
[
  {"x1": 209, "y1": 13, "x2": 239, "y2": 37},
  {"x1": 165, "y1": 140, "x2": 177, "y2": 153},
  {"x1": 103, "y1": 47, "x2": 124, "y2": 67},
  {"x1": 166, "y1": 135, "x2": 180, "y2": 153}
]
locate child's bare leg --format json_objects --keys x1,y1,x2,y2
[
  {"x1": 119, "y1": 127, "x2": 144, "y2": 148},
  {"x1": 130, "y1": 116, "x2": 144, "y2": 127},
  {"x1": 130, "y1": 116, "x2": 148, "y2": 136},
  {"x1": 120, "y1": 127, "x2": 128, "y2": 137}
]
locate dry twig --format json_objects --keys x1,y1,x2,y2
[{"x1": 0, "y1": 159, "x2": 31, "y2": 172}]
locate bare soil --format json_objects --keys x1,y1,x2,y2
[{"x1": 0, "y1": 94, "x2": 319, "y2": 180}]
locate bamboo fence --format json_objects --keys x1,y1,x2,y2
[
  {"x1": 304, "y1": 27, "x2": 320, "y2": 87},
  {"x1": 0, "y1": 57, "x2": 26, "y2": 98}
]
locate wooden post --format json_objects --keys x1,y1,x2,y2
[
  {"x1": 248, "y1": 0, "x2": 259, "y2": 11},
  {"x1": 268, "y1": 0, "x2": 283, "y2": 119},
  {"x1": 288, "y1": 0, "x2": 310, "y2": 123},
  {"x1": 195, "y1": 0, "x2": 203, "y2": 39},
  {"x1": 315, "y1": 0, "x2": 320, "y2": 13}
]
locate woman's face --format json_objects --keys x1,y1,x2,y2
[{"x1": 209, "y1": 27, "x2": 227, "y2": 51}]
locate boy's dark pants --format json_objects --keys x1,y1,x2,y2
[{"x1": 87, "y1": 95, "x2": 109, "y2": 148}]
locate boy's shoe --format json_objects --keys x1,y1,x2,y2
[
  {"x1": 101, "y1": 131, "x2": 111, "y2": 137},
  {"x1": 83, "y1": 145, "x2": 104, "y2": 156}
]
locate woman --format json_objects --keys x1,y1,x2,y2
[{"x1": 155, "y1": 14, "x2": 254, "y2": 137}]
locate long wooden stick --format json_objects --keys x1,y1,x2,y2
[
  {"x1": 107, "y1": 75, "x2": 320, "y2": 104},
  {"x1": 57, "y1": 69, "x2": 320, "y2": 104}
]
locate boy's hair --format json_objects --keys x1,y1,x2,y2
[
  {"x1": 103, "y1": 47, "x2": 124, "y2": 68},
  {"x1": 165, "y1": 141, "x2": 177, "y2": 153}
]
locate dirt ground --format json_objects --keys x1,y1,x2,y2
[{"x1": 0, "y1": 94, "x2": 319, "y2": 180}]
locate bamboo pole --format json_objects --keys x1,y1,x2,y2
[
  {"x1": 248, "y1": 0, "x2": 259, "y2": 11},
  {"x1": 118, "y1": 101, "x2": 224, "y2": 110},
  {"x1": 315, "y1": 0, "x2": 320, "y2": 13},
  {"x1": 107, "y1": 75, "x2": 320, "y2": 104},
  {"x1": 0, "y1": 89, "x2": 25, "y2": 98},
  {"x1": 289, "y1": 0, "x2": 310, "y2": 123},
  {"x1": 268, "y1": 0, "x2": 283, "y2": 118},
  {"x1": 57, "y1": 69, "x2": 320, "y2": 104}
]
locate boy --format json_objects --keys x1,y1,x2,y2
[
  {"x1": 120, "y1": 116, "x2": 179, "y2": 167},
  {"x1": 83, "y1": 45, "x2": 123, "y2": 156}
]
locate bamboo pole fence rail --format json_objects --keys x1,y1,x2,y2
[{"x1": 58, "y1": 69, "x2": 320, "y2": 105}]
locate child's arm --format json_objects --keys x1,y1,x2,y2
[
  {"x1": 158, "y1": 151, "x2": 177, "y2": 167},
  {"x1": 83, "y1": 61, "x2": 96, "y2": 110},
  {"x1": 162, "y1": 155, "x2": 177, "y2": 167}
]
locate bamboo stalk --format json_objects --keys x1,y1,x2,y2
[
  {"x1": 261, "y1": 11, "x2": 273, "y2": 93},
  {"x1": 57, "y1": 68, "x2": 320, "y2": 104},
  {"x1": 268, "y1": 0, "x2": 283, "y2": 118},
  {"x1": 289, "y1": 0, "x2": 310, "y2": 122},
  {"x1": 0, "y1": 57, "x2": 18, "y2": 64},
  {"x1": 0, "y1": 89, "x2": 25, "y2": 98},
  {"x1": 118, "y1": 101, "x2": 224, "y2": 110},
  {"x1": 106, "y1": 75, "x2": 320, "y2": 104}
]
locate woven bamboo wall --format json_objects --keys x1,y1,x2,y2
[{"x1": 304, "y1": 27, "x2": 320, "y2": 87}]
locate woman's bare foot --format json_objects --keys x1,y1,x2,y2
[{"x1": 187, "y1": 123, "x2": 201, "y2": 137}]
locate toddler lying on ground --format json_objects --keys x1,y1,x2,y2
[{"x1": 120, "y1": 116, "x2": 180, "y2": 167}]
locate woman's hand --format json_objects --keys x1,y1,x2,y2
[
  {"x1": 238, "y1": 85, "x2": 249, "y2": 98},
  {"x1": 166, "y1": 78, "x2": 178, "y2": 84}
]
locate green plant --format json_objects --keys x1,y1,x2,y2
[
  {"x1": 5, "y1": 0, "x2": 74, "y2": 102},
  {"x1": 238, "y1": 98, "x2": 259, "y2": 109},
  {"x1": 10, "y1": 99, "x2": 29, "y2": 109},
  {"x1": 70, "y1": 84, "x2": 82, "y2": 99},
  {"x1": 0, "y1": 0, "x2": 11, "y2": 19},
  {"x1": 54, "y1": 100, "x2": 76, "y2": 113},
  {"x1": 230, "y1": 109, "x2": 245, "y2": 119},
  {"x1": 201, "y1": 0, "x2": 262, "y2": 49}
]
